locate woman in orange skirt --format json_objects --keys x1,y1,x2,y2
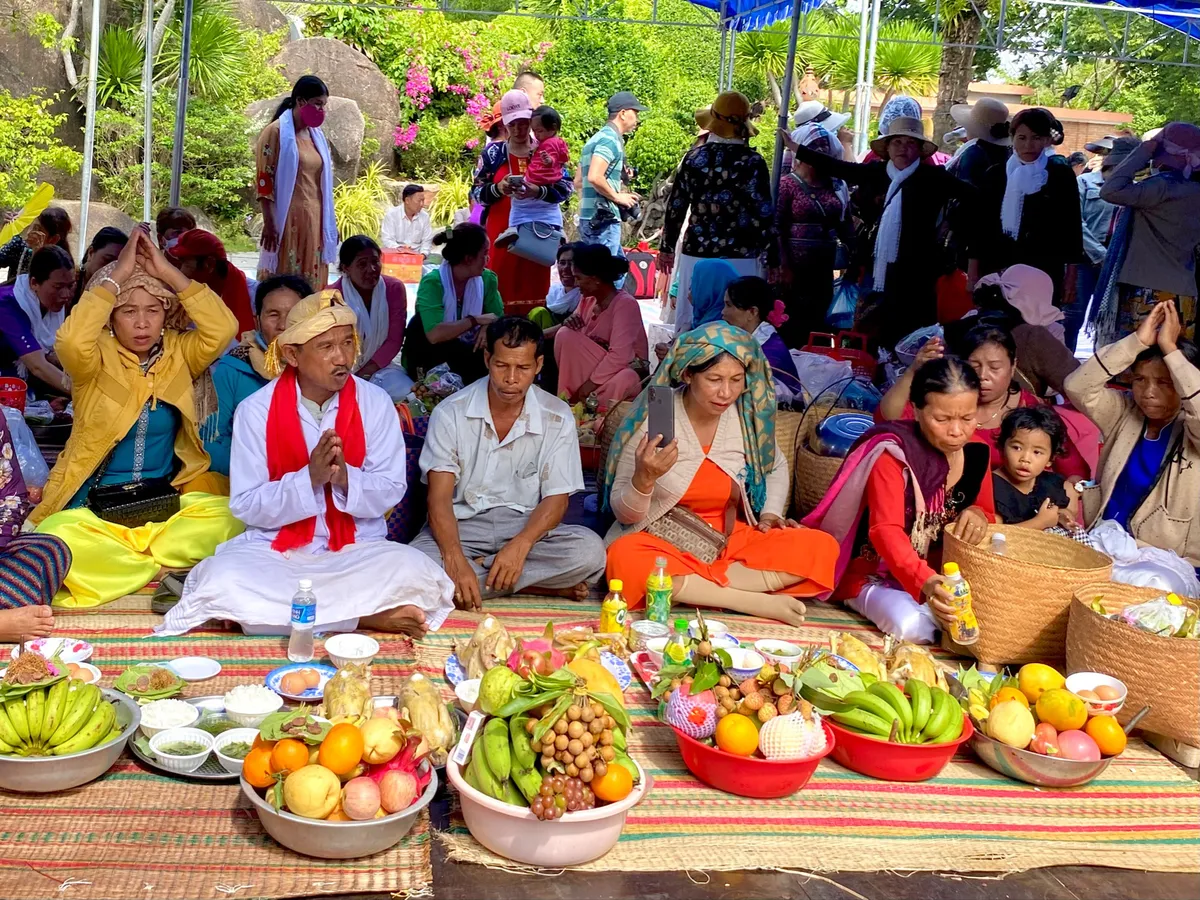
[{"x1": 602, "y1": 322, "x2": 838, "y2": 626}]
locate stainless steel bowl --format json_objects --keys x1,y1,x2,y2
[
  {"x1": 241, "y1": 761, "x2": 437, "y2": 859},
  {"x1": 0, "y1": 688, "x2": 141, "y2": 793},
  {"x1": 968, "y1": 730, "x2": 1113, "y2": 787}
]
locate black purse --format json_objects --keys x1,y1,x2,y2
[{"x1": 88, "y1": 477, "x2": 180, "y2": 528}]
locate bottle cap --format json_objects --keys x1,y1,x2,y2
[
  {"x1": 992, "y1": 532, "x2": 1006, "y2": 541},
  {"x1": 609, "y1": 579, "x2": 623, "y2": 592},
  {"x1": 942, "y1": 562, "x2": 960, "y2": 576},
  {"x1": 674, "y1": 618, "x2": 688, "y2": 630},
  {"x1": 654, "y1": 556, "x2": 667, "y2": 567},
  {"x1": 298, "y1": 578, "x2": 313, "y2": 590}
]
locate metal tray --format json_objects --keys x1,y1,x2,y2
[{"x1": 128, "y1": 695, "x2": 241, "y2": 782}]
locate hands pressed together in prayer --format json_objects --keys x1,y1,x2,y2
[{"x1": 308, "y1": 430, "x2": 349, "y2": 490}]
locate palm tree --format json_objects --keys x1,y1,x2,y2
[
  {"x1": 736, "y1": 24, "x2": 797, "y2": 109},
  {"x1": 805, "y1": 16, "x2": 940, "y2": 111}
]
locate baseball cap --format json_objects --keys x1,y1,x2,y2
[
  {"x1": 1084, "y1": 134, "x2": 1118, "y2": 153},
  {"x1": 500, "y1": 90, "x2": 533, "y2": 125},
  {"x1": 607, "y1": 91, "x2": 648, "y2": 115}
]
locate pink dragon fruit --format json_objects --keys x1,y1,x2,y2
[
  {"x1": 365, "y1": 735, "x2": 431, "y2": 797},
  {"x1": 507, "y1": 622, "x2": 567, "y2": 679},
  {"x1": 666, "y1": 687, "x2": 718, "y2": 739}
]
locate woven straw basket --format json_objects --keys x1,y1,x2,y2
[
  {"x1": 1067, "y1": 582, "x2": 1200, "y2": 746},
  {"x1": 942, "y1": 523, "x2": 1112, "y2": 667},
  {"x1": 594, "y1": 402, "x2": 804, "y2": 518},
  {"x1": 791, "y1": 406, "x2": 858, "y2": 518}
]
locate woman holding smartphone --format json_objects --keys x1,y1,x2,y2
[{"x1": 601, "y1": 322, "x2": 838, "y2": 625}]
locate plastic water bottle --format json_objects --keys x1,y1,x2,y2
[
  {"x1": 645, "y1": 557, "x2": 673, "y2": 625},
  {"x1": 990, "y1": 532, "x2": 1007, "y2": 556},
  {"x1": 287, "y1": 579, "x2": 316, "y2": 662},
  {"x1": 941, "y1": 563, "x2": 980, "y2": 645}
]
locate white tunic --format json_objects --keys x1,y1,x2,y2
[{"x1": 155, "y1": 374, "x2": 455, "y2": 636}]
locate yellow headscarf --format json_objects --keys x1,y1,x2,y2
[{"x1": 263, "y1": 289, "x2": 361, "y2": 378}]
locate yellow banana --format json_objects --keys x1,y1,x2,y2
[
  {"x1": 4, "y1": 698, "x2": 30, "y2": 745},
  {"x1": 41, "y1": 678, "x2": 69, "y2": 744},
  {"x1": 0, "y1": 703, "x2": 22, "y2": 747},
  {"x1": 25, "y1": 688, "x2": 45, "y2": 749},
  {"x1": 52, "y1": 700, "x2": 115, "y2": 756},
  {"x1": 48, "y1": 683, "x2": 99, "y2": 747},
  {"x1": 0, "y1": 735, "x2": 16, "y2": 754}
]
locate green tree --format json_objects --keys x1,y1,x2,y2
[{"x1": 0, "y1": 91, "x2": 82, "y2": 209}]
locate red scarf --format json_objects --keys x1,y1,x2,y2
[{"x1": 266, "y1": 366, "x2": 366, "y2": 553}]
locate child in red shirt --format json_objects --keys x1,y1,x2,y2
[{"x1": 496, "y1": 106, "x2": 570, "y2": 247}]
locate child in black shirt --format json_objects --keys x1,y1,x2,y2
[{"x1": 993, "y1": 406, "x2": 1078, "y2": 530}]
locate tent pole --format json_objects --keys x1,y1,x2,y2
[
  {"x1": 719, "y1": 23, "x2": 728, "y2": 91},
  {"x1": 169, "y1": 0, "x2": 195, "y2": 207},
  {"x1": 771, "y1": 0, "x2": 802, "y2": 204},
  {"x1": 859, "y1": 0, "x2": 883, "y2": 157},
  {"x1": 142, "y1": 0, "x2": 155, "y2": 223},
  {"x1": 77, "y1": 0, "x2": 103, "y2": 258},
  {"x1": 727, "y1": 30, "x2": 737, "y2": 88},
  {"x1": 853, "y1": 0, "x2": 870, "y2": 158}
]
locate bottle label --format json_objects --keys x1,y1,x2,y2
[
  {"x1": 646, "y1": 587, "x2": 672, "y2": 623},
  {"x1": 291, "y1": 601, "x2": 316, "y2": 626}
]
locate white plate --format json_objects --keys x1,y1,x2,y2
[
  {"x1": 10, "y1": 637, "x2": 93, "y2": 663},
  {"x1": 167, "y1": 657, "x2": 222, "y2": 682}
]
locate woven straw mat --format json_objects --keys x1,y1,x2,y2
[
  {"x1": 425, "y1": 597, "x2": 1200, "y2": 875},
  {"x1": 0, "y1": 589, "x2": 432, "y2": 900}
]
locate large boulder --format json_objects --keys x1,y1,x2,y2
[
  {"x1": 245, "y1": 95, "x2": 364, "y2": 184},
  {"x1": 230, "y1": 0, "x2": 289, "y2": 36},
  {"x1": 52, "y1": 200, "x2": 137, "y2": 251},
  {"x1": 0, "y1": 1, "x2": 84, "y2": 157},
  {"x1": 273, "y1": 38, "x2": 398, "y2": 170}
]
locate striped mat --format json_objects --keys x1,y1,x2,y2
[
  {"x1": 0, "y1": 589, "x2": 433, "y2": 900},
  {"x1": 424, "y1": 597, "x2": 1200, "y2": 874}
]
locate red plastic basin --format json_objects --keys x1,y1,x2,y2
[
  {"x1": 827, "y1": 714, "x2": 974, "y2": 782},
  {"x1": 672, "y1": 721, "x2": 835, "y2": 799}
]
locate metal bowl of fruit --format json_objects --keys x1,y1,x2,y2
[{"x1": 0, "y1": 687, "x2": 141, "y2": 793}]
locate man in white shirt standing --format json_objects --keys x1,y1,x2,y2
[
  {"x1": 412, "y1": 317, "x2": 606, "y2": 609},
  {"x1": 381, "y1": 184, "x2": 434, "y2": 256}
]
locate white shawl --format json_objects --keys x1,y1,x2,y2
[
  {"x1": 439, "y1": 261, "x2": 484, "y2": 331},
  {"x1": 340, "y1": 276, "x2": 389, "y2": 365},
  {"x1": 259, "y1": 111, "x2": 338, "y2": 272},
  {"x1": 872, "y1": 158, "x2": 919, "y2": 292},
  {"x1": 1001, "y1": 147, "x2": 1052, "y2": 239},
  {"x1": 13, "y1": 274, "x2": 64, "y2": 351}
]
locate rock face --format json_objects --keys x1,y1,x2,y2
[
  {"x1": 273, "y1": 38, "x2": 398, "y2": 169},
  {"x1": 52, "y1": 201, "x2": 137, "y2": 253},
  {"x1": 230, "y1": 0, "x2": 289, "y2": 36},
  {"x1": 0, "y1": 1, "x2": 84, "y2": 155},
  {"x1": 245, "y1": 95, "x2": 364, "y2": 184}
]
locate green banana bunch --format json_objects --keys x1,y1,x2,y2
[
  {"x1": 0, "y1": 681, "x2": 121, "y2": 757},
  {"x1": 509, "y1": 716, "x2": 536, "y2": 769},
  {"x1": 831, "y1": 681, "x2": 966, "y2": 745},
  {"x1": 481, "y1": 718, "x2": 511, "y2": 782}
]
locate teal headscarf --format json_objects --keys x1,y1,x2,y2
[
  {"x1": 688, "y1": 259, "x2": 741, "y2": 330},
  {"x1": 601, "y1": 321, "x2": 777, "y2": 515}
]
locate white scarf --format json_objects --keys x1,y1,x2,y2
[
  {"x1": 13, "y1": 274, "x2": 64, "y2": 351},
  {"x1": 259, "y1": 111, "x2": 339, "y2": 272},
  {"x1": 439, "y1": 261, "x2": 484, "y2": 331},
  {"x1": 1001, "y1": 147, "x2": 1052, "y2": 239},
  {"x1": 751, "y1": 321, "x2": 777, "y2": 348},
  {"x1": 340, "y1": 276, "x2": 389, "y2": 366},
  {"x1": 872, "y1": 159, "x2": 919, "y2": 292}
]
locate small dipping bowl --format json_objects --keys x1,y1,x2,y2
[
  {"x1": 149, "y1": 727, "x2": 214, "y2": 774},
  {"x1": 139, "y1": 699, "x2": 200, "y2": 739},
  {"x1": 324, "y1": 633, "x2": 380, "y2": 669},
  {"x1": 212, "y1": 728, "x2": 260, "y2": 775},
  {"x1": 1065, "y1": 672, "x2": 1127, "y2": 717},
  {"x1": 645, "y1": 637, "x2": 672, "y2": 667},
  {"x1": 629, "y1": 620, "x2": 669, "y2": 651},
  {"x1": 223, "y1": 689, "x2": 285, "y2": 728},
  {"x1": 754, "y1": 639, "x2": 805, "y2": 668},
  {"x1": 727, "y1": 648, "x2": 766, "y2": 682},
  {"x1": 455, "y1": 678, "x2": 481, "y2": 714},
  {"x1": 689, "y1": 618, "x2": 728, "y2": 640}
]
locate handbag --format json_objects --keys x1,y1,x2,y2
[
  {"x1": 507, "y1": 221, "x2": 563, "y2": 268},
  {"x1": 644, "y1": 482, "x2": 737, "y2": 565},
  {"x1": 87, "y1": 477, "x2": 180, "y2": 528}
]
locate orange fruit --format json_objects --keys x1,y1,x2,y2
[
  {"x1": 252, "y1": 734, "x2": 276, "y2": 751},
  {"x1": 270, "y1": 738, "x2": 311, "y2": 775},
  {"x1": 242, "y1": 746, "x2": 276, "y2": 789},
  {"x1": 715, "y1": 712, "x2": 759, "y2": 757},
  {"x1": 592, "y1": 764, "x2": 633, "y2": 803},
  {"x1": 1017, "y1": 663, "x2": 1065, "y2": 704},
  {"x1": 989, "y1": 686, "x2": 1029, "y2": 710},
  {"x1": 1035, "y1": 689, "x2": 1088, "y2": 732},
  {"x1": 318, "y1": 723, "x2": 365, "y2": 775},
  {"x1": 1085, "y1": 715, "x2": 1127, "y2": 756}
]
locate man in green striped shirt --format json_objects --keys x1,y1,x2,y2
[{"x1": 578, "y1": 91, "x2": 646, "y2": 258}]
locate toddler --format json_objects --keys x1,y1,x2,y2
[
  {"x1": 992, "y1": 406, "x2": 1077, "y2": 530},
  {"x1": 496, "y1": 106, "x2": 570, "y2": 246}
]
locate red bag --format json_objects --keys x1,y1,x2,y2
[{"x1": 626, "y1": 241, "x2": 657, "y2": 299}]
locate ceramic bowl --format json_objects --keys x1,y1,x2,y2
[
  {"x1": 754, "y1": 639, "x2": 805, "y2": 668},
  {"x1": 324, "y1": 633, "x2": 380, "y2": 669},
  {"x1": 1065, "y1": 671, "x2": 1127, "y2": 717},
  {"x1": 455, "y1": 678, "x2": 481, "y2": 714},
  {"x1": 727, "y1": 648, "x2": 766, "y2": 682},
  {"x1": 645, "y1": 637, "x2": 670, "y2": 667},
  {"x1": 149, "y1": 727, "x2": 214, "y2": 774},
  {"x1": 212, "y1": 728, "x2": 260, "y2": 775},
  {"x1": 223, "y1": 690, "x2": 284, "y2": 727},
  {"x1": 689, "y1": 618, "x2": 728, "y2": 639}
]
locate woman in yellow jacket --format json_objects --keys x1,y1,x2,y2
[{"x1": 32, "y1": 228, "x2": 244, "y2": 607}]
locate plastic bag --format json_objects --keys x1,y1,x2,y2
[
  {"x1": 1117, "y1": 597, "x2": 1192, "y2": 637},
  {"x1": 895, "y1": 324, "x2": 944, "y2": 368},
  {"x1": 21, "y1": 400, "x2": 54, "y2": 426},
  {"x1": 826, "y1": 277, "x2": 859, "y2": 331},
  {"x1": 791, "y1": 350, "x2": 853, "y2": 401},
  {"x1": 3, "y1": 406, "x2": 48, "y2": 487}
]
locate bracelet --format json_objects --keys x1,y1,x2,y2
[{"x1": 99, "y1": 276, "x2": 121, "y2": 296}]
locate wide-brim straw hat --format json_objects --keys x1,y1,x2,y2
[
  {"x1": 950, "y1": 97, "x2": 1011, "y2": 145},
  {"x1": 695, "y1": 91, "x2": 758, "y2": 139},
  {"x1": 869, "y1": 116, "x2": 938, "y2": 157}
]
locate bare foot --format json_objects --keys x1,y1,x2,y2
[
  {"x1": 0, "y1": 605, "x2": 55, "y2": 643},
  {"x1": 524, "y1": 583, "x2": 591, "y2": 601},
  {"x1": 361, "y1": 605, "x2": 428, "y2": 638}
]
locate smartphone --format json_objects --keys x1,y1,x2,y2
[
  {"x1": 646, "y1": 385, "x2": 674, "y2": 448},
  {"x1": 507, "y1": 174, "x2": 526, "y2": 187}
]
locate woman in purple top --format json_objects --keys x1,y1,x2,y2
[
  {"x1": 721, "y1": 276, "x2": 803, "y2": 405},
  {"x1": 0, "y1": 246, "x2": 76, "y2": 395},
  {"x1": 0, "y1": 411, "x2": 71, "y2": 642}
]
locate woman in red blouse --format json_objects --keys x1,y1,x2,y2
[
  {"x1": 803, "y1": 357, "x2": 994, "y2": 644},
  {"x1": 879, "y1": 323, "x2": 1091, "y2": 486}
]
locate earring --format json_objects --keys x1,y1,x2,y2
[{"x1": 160, "y1": 328, "x2": 166, "y2": 336}]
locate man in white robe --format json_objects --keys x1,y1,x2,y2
[{"x1": 157, "y1": 290, "x2": 454, "y2": 637}]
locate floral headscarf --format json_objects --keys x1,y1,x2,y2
[
  {"x1": 87, "y1": 260, "x2": 191, "y2": 330},
  {"x1": 601, "y1": 321, "x2": 777, "y2": 515}
]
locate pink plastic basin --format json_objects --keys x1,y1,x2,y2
[{"x1": 446, "y1": 757, "x2": 651, "y2": 867}]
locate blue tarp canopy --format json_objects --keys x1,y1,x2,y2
[
  {"x1": 1088, "y1": 0, "x2": 1200, "y2": 40},
  {"x1": 685, "y1": 0, "x2": 825, "y2": 32}
]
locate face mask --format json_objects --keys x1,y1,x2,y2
[
  {"x1": 163, "y1": 237, "x2": 179, "y2": 251},
  {"x1": 298, "y1": 104, "x2": 325, "y2": 128}
]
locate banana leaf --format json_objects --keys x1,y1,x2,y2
[
  {"x1": 114, "y1": 665, "x2": 185, "y2": 700},
  {"x1": 0, "y1": 671, "x2": 66, "y2": 702},
  {"x1": 258, "y1": 706, "x2": 331, "y2": 745}
]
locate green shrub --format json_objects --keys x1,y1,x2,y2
[
  {"x1": 334, "y1": 161, "x2": 389, "y2": 238},
  {"x1": 399, "y1": 114, "x2": 483, "y2": 181},
  {"x1": 626, "y1": 115, "x2": 691, "y2": 193},
  {"x1": 0, "y1": 91, "x2": 82, "y2": 209}
]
